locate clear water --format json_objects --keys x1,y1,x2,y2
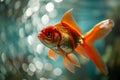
[{"x1": 0, "y1": 0, "x2": 120, "y2": 80}]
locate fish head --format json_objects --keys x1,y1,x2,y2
[{"x1": 38, "y1": 26, "x2": 61, "y2": 48}]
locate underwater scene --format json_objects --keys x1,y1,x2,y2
[{"x1": 0, "y1": 0, "x2": 120, "y2": 80}]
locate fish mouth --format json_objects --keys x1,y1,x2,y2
[
  {"x1": 38, "y1": 31, "x2": 46, "y2": 39},
  {"x1": 37, "y1": 32, "x2": 44, "y2": 41},
  {"x1": 37, "y1": 32, "x2": 48, "y2": 43},
  {"x1": 37, "y1": 32, "x2": 42, "y2": 38},
  {"x1": 37, "y1": 32, "x2": 50, "y2": 46},
  {"x1": 37, "y1": 32, "x2": 45, "y2": 43}
]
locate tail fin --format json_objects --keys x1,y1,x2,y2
[
  {"x1": 84, "y1": 19, "x2": 114, "y2": 43},
  {"x1": 81, "y1": 19, "x2": 114, "y2": 75}
]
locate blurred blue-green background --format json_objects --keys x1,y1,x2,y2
[{"x1": 0, "y1": 0, "x2": 120, "y2": 80}]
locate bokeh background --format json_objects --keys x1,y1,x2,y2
[{"x1": 0, "y1": 0, "x2": 120, "y2": 80}]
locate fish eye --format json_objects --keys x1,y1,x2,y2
[{"x1": 46, "y1": 32, "x2": 52, "y2": 38}]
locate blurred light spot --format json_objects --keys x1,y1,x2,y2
[
  {"x1": 108, "y1": 0, "x2": 118, "y2": 7},
  {"x1": 27, "y1": 35, "x2": 34, "y2": 45},
  {"x1": 33, "y1": 57, "x2": 43, "y2": 71},
  {"x1": 54, "y1": 0, "x2": 63, "y2": 3},
  {"x1": 53, "y1": 67, "x2": 62, "y2": 76},
  {"x1": 36, "y1": 44, "x2": 44, "y2": 54},
  {"x1": 28, "y1": 55, "x2": 34, "y2": 62},
  {"x1": 22, "y1": 15, "x2": 27, "y2": 22},
  {"x1": 1, "y1": 53, "x2": 6, "y2": 63},
  {"x1": 29, "y1": 63, "x2": 36, "y2": 72},
  {"x1": 47, "y1": 79, "x2": 53, "y2": 80},
  {"x1": 32, "y1": 6, "x2": 39, "y2": 12},
  {"x1": 5, "y1": 0, "x2": 10, "y2": 4},
  {"x1": 32, "y1": 14, "x2": 38, "y2": 25},
  {"x1": 0, "y1": 66, "x2": 7, "y2": 75},
  {"x1": 22, "y1": 63, "x2": 28, "y2": 72},
  {"x1": 35, "y1": 60, "x2": 43, "y2": 70},
  {"x1": 49, "y1": 9, "x2": 57, "y2": 18},
  {"x1": 19, "y1": 28, "x2": 24, "y2": 38},
  {"x1": 45, "y1": 63, "x2": 53, "y2": 71},
  {"x1": 40, "y1": 77, "x2": 47, "y2": 80},
  {"x1": 45, "y1": 2, "x2": 54, "y2": 12},
  {"x1": 35, "y1": 70, "x2": 44, "y2": 79},
  {"x1": 27, "y1": 0, "x2": 40, "y2": 13},
  {"x1": 41, "y1": 14, "x2": 49, "y2": 25},
  {"x1": 14, "y1": 1, "x2": 21, "y2": 10},
  {"x1": 8, "y1": 9, "x2": 13, "y2": 17},
  {"x1": 0, "y1": 0, "x2": 4, "y2": 2},
  {"x1": 9, "y1": 44, "x2": 16, "y2": 54},
  {"x1": 27, "y1": 68, "x2": 34, "y2": 76},
  {"x1": 28, "y1": 0, "x2": 40, "y2": 8},
  {"x1": 1, "y1": 31, "x2": 6, "y2": 41},
  {"x1": 25, "y1": 8, "x2": 33, "y2": 17}
]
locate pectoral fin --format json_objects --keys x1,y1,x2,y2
[{"x1": 48, "y1": 49, "x2": 58, "y2": 60}]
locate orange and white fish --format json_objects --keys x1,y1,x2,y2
[{"x1": 38, "y1": 9, "x2": 114, "y2": 74}]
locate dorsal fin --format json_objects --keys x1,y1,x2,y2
[{"x1": 61, "y1": 9, "x2": 82, "y2": 37}]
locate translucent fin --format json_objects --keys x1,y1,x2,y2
[
  {"x1": 75, "y1": 44, "x2": 89, "y2": 59},
  {"x1": 64, "y1": 57, "x2": 75, "y2": 73},
  {"x1": 61, "y1": 9, "x2": 82, "y2": 37},
  {"x1": 57, "y1": 46, "x2": 80, "y2": 73},
  {"x1": 82, "y1": 43, "x2": 108, "y2": 75},
  {"x1": 48, "y1": 49, "x2": 58, "y2": 60},
  {"x1": 66, "y1": 53, "x2": 80, "y2": 67},
  {"x1": 81, "y1": 20, "x2": 114, "y2": 75},
  {"x1": 84, "y1": 19, "x2": 114, "y2": 43}
]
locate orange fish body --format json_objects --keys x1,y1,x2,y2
[{"x1": 38, "y1": 9, "x2": 114, "y2": 74}]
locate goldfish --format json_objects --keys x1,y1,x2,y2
[{"x1": 38, "y1": 9, "x2": 114, "y2": 74}]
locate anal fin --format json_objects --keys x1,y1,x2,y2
[
  {"x1": 63, "y1": 53, "x2": 80, "y2": 73},
  {"x1": 75, "y1": 44, "x2": 89, "y2": 59},
  {"x1": 64, "y1": 57, "x2": 75, "y2": 73},
  {"x1": 66, "y1": 53, "x2": 80, "y2": 67}
]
